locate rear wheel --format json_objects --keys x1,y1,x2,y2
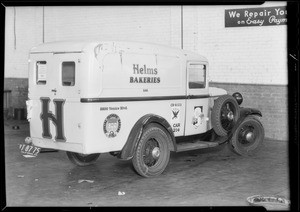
[
  {"x1": 211, "y1": 95, "x2": 240, "y2": 136},
  {"x1": 229, "y1": 116, "x2": 264, "y2": 156},
  {"x1": 132, "y1": 123, "x2": 170, "y2": 177},
  {"x1": 66, "y1": 152, "x2": 100, "y2": 166}
]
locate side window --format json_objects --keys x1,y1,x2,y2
[
  {"x1": 36, "y1": 61, "x2": 47, "y2": 85},
  {"x1": 62, "y1": 62, "x2": 75, "y2": 86},
  {"x1": 188, "y1": 63, "x2": 206, "y2": 89}
]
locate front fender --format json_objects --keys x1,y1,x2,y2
[
  {"x1": 118, "y1": 114, "x2": 176, "y2": 160},
  {"x1": 240, "y1": 107, "x2": 262, "y2": 117}
]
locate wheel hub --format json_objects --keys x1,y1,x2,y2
[
  {"x1": 245, "y1": 132, "x2": 254, "y2": 142},
  {"x1": 227, "y1": 111, "x2": 234, "y2": 120},
  {"x1": 151, "y1": 147, "x2": 160, "y2": 159}
]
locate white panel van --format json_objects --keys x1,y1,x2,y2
[{"x1": 23, "y1": 41, "x2": 264, "y2": 177}]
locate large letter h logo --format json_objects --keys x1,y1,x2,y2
[{"x1": 40, "y1": 97, "x2": 66, "y2": 142}]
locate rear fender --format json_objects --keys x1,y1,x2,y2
[{"x1": 118, "y1": 114, "x2": 176, "y2": 160}]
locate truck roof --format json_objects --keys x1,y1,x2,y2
[{"x1": 30, "y1": 41, "x2": 208, "y2": 62}]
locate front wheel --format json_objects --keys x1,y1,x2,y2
[
  {"x1": 66, "y1": 152, "x2": 100, "y2": 166},
  {"x1": 132, "y1": 123, "x2": 170, "y2": 177},
  {"x1": 229, "y1": 116, "x2": 264, "y2": 156}
]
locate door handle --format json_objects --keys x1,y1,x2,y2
[{"x1": 51, "y1": 89, "x2": 57, "y2": 92}]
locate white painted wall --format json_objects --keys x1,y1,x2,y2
[
  {"x1": 5, "y1": 7, "x2": 44, "y2": 78},
  {"x1": 183, "y1": 2, "x2": 287, "y2": 85},
  {"x1": 5, "y1": 3, "x2": 287, "y2": 85}
]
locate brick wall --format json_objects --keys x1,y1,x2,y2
[
  {"x1": 210, "y1": 82, "x2": 288, "y2": 141},
  {"x1": 3, "y1": 78, "x2": 28, "y2": 119}
]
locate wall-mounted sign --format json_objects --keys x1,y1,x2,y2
[{"x1": 225, "y1": 6, "x2": 287, "y2": 27}]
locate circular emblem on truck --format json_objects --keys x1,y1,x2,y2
[{"x1": 103, "y1": 114, "x2": 121, "y2": 138}]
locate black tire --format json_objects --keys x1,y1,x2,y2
[
  {"x1": 229, "y1": 116, "x2": 264, "y2": 156},
  {"x1": 66, "y1": 152, "x2": 100, "y2": 166},
  {"x1": 132, "y1": 123, "x2": 170, "y2": 177},
  {"x1": 211, "y1": 95, "x2": 240, "y2": 136}
]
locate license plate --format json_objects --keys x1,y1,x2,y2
[{"x1": 19, "y1": 143, "x2": 41, "y2": 158}]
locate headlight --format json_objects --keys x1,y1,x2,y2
[{"x1": 232, "y1": 92, "x2": 243, "y2": 105}]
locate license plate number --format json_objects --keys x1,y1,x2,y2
[{"x1": 19, "y1": 144, "x2": 41, "y2": 157}]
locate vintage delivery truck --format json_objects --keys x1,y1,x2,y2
[{"x1": 23, "y1": 41, "x2": 264, "y2": 177}]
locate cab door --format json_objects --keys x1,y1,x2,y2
[{"x1": 184, "y1": 61, "x2": 210, "y2": 136}]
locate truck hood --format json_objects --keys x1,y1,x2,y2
[{"x1": 209, "y1": 87, "x2": 227, "y2": 97}]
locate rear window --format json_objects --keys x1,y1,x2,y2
[
  {"x1": 62, "y1": 62, "x2": 75, "y2": 86},
  {"x1": 36, "y1": 61, "x2": 47, "y2": 85}
]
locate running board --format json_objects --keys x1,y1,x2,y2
[{"x1": 176, "y1": 140, "x2": 219, "y2": 152}]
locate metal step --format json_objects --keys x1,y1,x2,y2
[{"x1": 176, "y1": 140, "x2": 219, "y2": 152}]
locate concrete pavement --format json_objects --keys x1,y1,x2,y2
[{"x1": 4, "y1": 120, "x2": 290, "y2": 209}]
